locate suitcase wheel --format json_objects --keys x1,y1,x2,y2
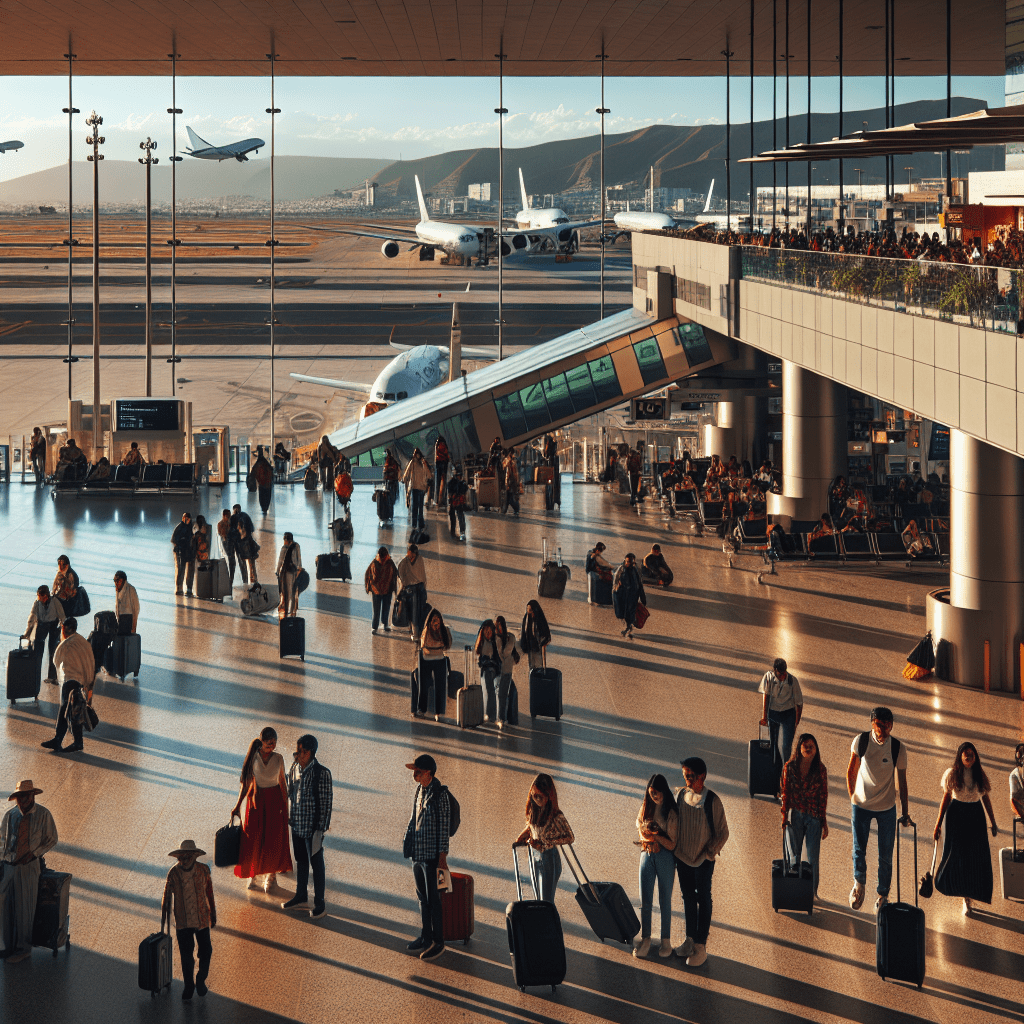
[
  {"x1": 555, "y1": 715, "x2": 560, "y2": 721},
  {"x1": 531, "y1": 713, "x2": 536, "y2": 719}
]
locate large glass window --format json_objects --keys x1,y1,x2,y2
[
  {"x1": 676, "y1": 322, "x2": 713, "y2": 367},
  {"x1": 633, "y1": 338, "x2": 667, "y2": 386},
  {"x1": 565, "y1": 363, "x2": 597, "y2": 412},
  {"x1": 588, "y1": 356, "x2": 621, "y2": 404},
  {"x1": 494, "y1": 392, "x2": 528, "y2": 439},
  {"x1": 518, "y1": 383, "x2": 551, "y2": 433},
  {"x1": 541, "y1": 373, "x2": 574, "y2": 423}
]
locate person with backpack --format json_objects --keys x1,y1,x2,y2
[
  {"x1": 281, "y1": 734, "x2": 332, "y2": 921},
  {"x1": 433, "y1": 436, "x2": 450, "y2": 508},
  {"x1": 402, "y1": 753, "x2": 453, "y2": 962},
  {"x1": 520, "y1": 600, "x2": 551, "y2": 671},
  {"x1": 672, "y1": 757, "x2": 729, "y2": 968},
  {"x1": 230, "y1": 505, "x2": 256, "y2": 585},
  {"x1": 275, "y1": 532, "x2": 303, "y2": 619},
  {"x1": 846, "y1": 707, "x2": 913, "y2": 913},
  {"x1": 23, "y1": 583, "x2": 65, "y2": 685},
  {"x1": 317, "y1": 435, "x2": 339, "y2": 491},
  {"x1": 383, "y1": 448, "x2": 400, "y2": 504},
  {"x1": 512, "y1": 774, "x2": 574, "y2": 904},
  {"x1": 250, "y1": 447, "x2": 274, "y2": 515},
  {"x1": 446, "y1": 465, "x2": 468, "y2": 541},
  {"x1": 492, "y1": 615, "x2": 518, "y2": 730},
  {"x1": 634, "y1": 774, "x2": 678, "y2": 959}
]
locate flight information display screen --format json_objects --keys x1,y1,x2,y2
[
  {"x1": 676, "y1": 322, "x2": 713, "y2": 367},
  {"x1": 115, "y1": 399, "x2": 181, "y2": 432}
]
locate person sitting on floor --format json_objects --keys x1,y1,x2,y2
[
  {"x1": 641, "y1": 544, "x2": 674, "y2": 586},
  {"x1": 901, "y1": 519, "x2": 933, "y2": 557},
  {"x1": 586, "y1": 542, "x2": 614, "y2": 582}
]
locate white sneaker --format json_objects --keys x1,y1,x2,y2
[
  {"x1": 658, "y1": 940, "x2": 674, "y2": 958},
  {"x1": 849, "y1": 882, "x2": 865, "y2": 910},
  {"x1": 264, "y1": 873, "x2": 276, "y2": 893},
  {"x1": 247, "y1": 876, "x2": 260, "y2": 891},
  {"x1": 674, "y1": 937, "x2": 695, "y2": 958},
  {"x1": 685, "y1": 943, "x2": 707, "y2": 967},
  {"x1": 632, "y1": 938, "x2": 651, "y2": 959}
]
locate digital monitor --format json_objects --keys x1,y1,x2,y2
[
  {"x1": 115, "y1": 399, "x2": 182, "y2": 432},
  {"x1": 928, "y1": 425, "x2": 950, "y2": 461},
  {"x1": 676, "y1": 322, "x2": 713, "y2": 367}
]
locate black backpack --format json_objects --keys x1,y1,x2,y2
[
  {"x1": 585, "y1": 550, "x2": 595, "y2": 574},
  {"x1": 856, "y1": 731, "x2": 901, "y2": 764},
  {"x1": 442, "y1": 786, "x2": 461, "y2": 836}
]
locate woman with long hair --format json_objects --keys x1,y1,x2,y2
[
  {"x1": 933, "y1": 741, "x2": 998, "y2": 915},
  {"x1": 232, "y1": 727, "x2": 292, "y2": 892},
  {"x1": 474, "y1": 619, "x2": 502, "y2": 725},
  {"x1": 634, "y1": 773, "x2": 678, "y2": 959},
  {"x1": 780, "y1": 733, "x2": 829, "y2": 899},
  {"x1": 512, "y1": 774, "x2": 573, "y2": 903},
  {"x1": 520, "y1": 600, "x2": 551, "y2": 671},
  {"x1": 1010, "y1": 743, "x2": 1024, "y2": 821},
  {"x1": 193, "y1": 515, "x2": 210, "y2": 563},
  {"x1": 492, "y1": 615, "x2": 518, "y2": 729},
  {"x1": 416, "y1": 608, "x2": 452, "y2": 719}
]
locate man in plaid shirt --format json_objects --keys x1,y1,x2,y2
[
  {"x1": 403, "y1": 753, "x2": 450, "y2": 962},
  {"x1": 282, "y1": 734, "x2": 332, "y2": 920}
]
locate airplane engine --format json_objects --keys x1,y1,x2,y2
[
  {"x1": 511, "y1": 234, "x2": 528, "y2": 250},
  {"x1": 500, "y1": 239, "x2": 512, "y2": 257},
  {"x1": 381, "y1": 240, "x2": 400, "y2": 259},
  {"x1": 557, "y1": 227, "x2": 574, "y2": 243}
]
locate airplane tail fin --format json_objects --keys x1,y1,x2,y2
[
  {"x1": 186, "y1": 126, "x2": 211, "y2": 151},
  {"x1": 414, "y1": 175, "x2": 429, "y2": 222},
  {"x1": 519, "y1": 168, "x2": 530, "y2": 210},
  {"x1": 702, "y1": 179, "x2": 715, "y2": 214}
]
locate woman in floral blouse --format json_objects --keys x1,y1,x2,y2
[
  {"x1": 512, "y1": 773, "x2": 574, "y2": 904},
  {"x1": 780, "y1": 733, "x2": 829, "y2": 899}
]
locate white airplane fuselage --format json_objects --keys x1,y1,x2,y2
[
  {"x1": 188, "y1": 138, "x2": 265, "y2": 162},
  {"x1": 613, "y1": 210, "x2": 676, "y2": 232},
  {"x1": 514, "y1": 206, "x2": 570, "y2": 230},
  {"x1": 412, "y1": 222, "x2": 479, "y2": 258}
]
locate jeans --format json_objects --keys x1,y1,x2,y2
[
  {"x1": 434, "y1": 462, "x2": 448, "y2": 505},
  {"x1": 498, "y1": 672, "x2": 513, "y2": 722},
  {"x1": 851, "y1": 803, "x2": 897, "y2": 895},
  {"x1": 223, "y1": 540, "x2": 239, "y2": 583},
  {"x1": 639, "y1": 847, "x2": 676, "y2": 940},
  {"x1": 291, "y1": 830, "x2": 326, "y2": 907},
  {"x1": 413, "y1": 857, "x2": 443, "y2": 944},
  {"x1": 481, "y1": 665, "x2": 509, "y2": 721},
  {"x1": 53, "y1": 680, "x2": 83, "y2": 745},
  {"x1": 530, "y1": 846, "x2": 561, "y2": 903},
  {"x1": 320, "y1": 459, "x2": 335, "y2": 490},
  {"x1": 448, "y1": 506, "x2": 465, "y2": 535},
  {"x1": 675, "y1": 858, "x2": 715, "y2": 945},
  {"x1": 175, "y1": 927, "x2": 212, "y2": 988},
  {"x1": 410, "y1": 488, "x2": 425, "y2": 530},
  {"x1": 786, "y1": 810, "x2": 823, "y2": 895},
  {"x1": 371, "y1": 592, "x2": 393, "y2": 630},
  {"x1": 768, "y1": 707, "x2": 797, "y2": 765},
  {"x1": 278, "y1": 571, "x2": 298, "y2": 618},
  {"x1": 34, "y1": 619, "x2": 62, "y2": 681}
]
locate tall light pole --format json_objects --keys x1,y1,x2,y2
[
  {"x1": 62, "y1": 50, "x2": 79, "y2": 400},
  {"x1": 167, "y1": 51, "x2": 182, "y2": 394},
  {"x1": 138, "y1": 138, "x2": 158, "y2": 397},
  {"x1": 267, "y1": 53, "x2": 280, "y2": 461},
  {"x1": 495, "y1": 47, "x2": 506, "y2": 360},
  {"x1": 596, "y1": 50, "x2": 609, "y2": 320},
  {"x1": 85, "y1": 110, "x2": 104, "y2": 451}
]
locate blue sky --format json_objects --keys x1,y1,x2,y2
[{"x1": 0, "y1": 73, "x2": 1005, "y2": 177}]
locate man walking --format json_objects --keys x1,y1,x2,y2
[
  {"x1": 502, "y1": 449, "x2": 521, "y2": 517},
  {"x1": 162, "y1": 839, "x2": 216, "y2": 1000},
  {"x1": 230, "y1": 505, "x2": 256, "y2": 585},
  {"x1": 397, "y1": 544, "x2": 428, "y2": 641},
  {"x1": 433, "y1": 436, "x2": 450, "y2": 508},
  {"x1": 251, "y1": 446, "x2": 274, "y2": 516},
  {"x1": 758, "y1": 658, "x2": 803, "y2": 767},
  {"x1": 447, "y1": 466, "x2": 468, "y2": 541},
  {"x1": 171, "y1": 512, "x2": 195, "y2": 597},
  {"x1": 282, "y1": 734, "x2": 332, "y2": 921},
  {"x1": 402, "y1": 753, "x2": 450, "y2": 962},
  {"x1": 0, "y1": 780, "x2": 59, "y2": 962},
  {"x1": 23, "y1": 584, "x2": 65, "y2": 685},
  {"x1": 276, "y1": 532, "x2": 302, "y2": 620},
  {"x1": 113, "y1": 570, "x2": 140, "y2": 633},
  {"x1": 673, "y1": 757, "x2": 729, "y2": 968},
  {"x1": 847, "y1": 707, "x2": 912, "y2": 912},
  {"x1": 40, "y1": 618, "x2": 95, "y2": 753}
]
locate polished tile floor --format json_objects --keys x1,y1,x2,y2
[{"x1": 0, "y1": 478, "x2": 1021, "y2": 1024}]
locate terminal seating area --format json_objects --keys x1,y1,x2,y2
[
  {"x1": 52, "y1": 463, "x2": 198, "y2": 499},
  {"x1": 768, "y1": 521, "x2": 947, "y2": 568}
]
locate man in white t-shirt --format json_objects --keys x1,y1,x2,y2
[
  {"x1": 758, "y1": 658, "x2": 803, "y2": 766},
  {"x1": 846, "y1": 706, "x2": 912, "y2": 912}
]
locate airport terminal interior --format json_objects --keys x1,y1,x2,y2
[{"x1": 2, "y1": 3, "x2": 1024, "y2": 1024}]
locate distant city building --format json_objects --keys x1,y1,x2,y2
[
  {"x1": 645, "y1": 186, "x2": 693, "y2": 209},
  {"x1": 468, "y1": 183, "x2": 492, "y2": 201}
]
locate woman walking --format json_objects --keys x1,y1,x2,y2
[
  {"x1": 933, "y1": 741, "x2": 999, "y2": 915},
  {"x1": 275, "y1": 532, "x2": 302, "y2": 619},
  {"x1": 612, "y1": 553, "x2": 646, "y2": 638},
  {"x1": 474, "y1": 620, "x2": 502, "y2": 725},
  {"x1": 232, "y1": 727, "x2": 292, "y2": 893},
  {"x1": 780, "y1": 733, "x2": 829, "y2": 899},
  {"x1": 51, "y1": 555, "x2": 81, "y2": 618},
  {"x1": 493, "y1": 615, "x2": 518, "y2": 729},
  {"x1": 634, "y1": 774, "x2": 678, "y2": 959},
  {"x1": 520, "y1": 600, "x2": 551, "y2": 670},
  {"x1": 364, "y1": 546, "x2": 397, "y2": 634},
  {"x1": 416, "y1": 609, "x2": 452, "y2": 719},
  {"x1": 512, "y1": 774, "x2": 574, "y2": 904}
]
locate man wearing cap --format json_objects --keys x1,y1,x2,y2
[
  {"x1": 112, "y1": 570, "x2": 140, "y2": 633},
  {"x1": 402, "y1": 754, "x2": 451, "y2": 962},
  {"x1": 281, "y1": 734, "x2": 332, "y2": 920},
  {"x1": 40, "y1": 617, "x2": 96, "y2": 753},
  {"x1": 847, "y1": 707, "x2": 912, "y2": 912},
  {"x1": 447, "y1": 466, "x2": 469, "y2": 541},
  {"x1": 162, "y1": 839, "x2": 216, "y2": 1000},
  {"x1": 0, "y1": 780, "x2": 59, "y2": 962}
]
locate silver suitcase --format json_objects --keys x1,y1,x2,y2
[{"x1": 1000, "y1": 818, "x2": 1024, "y2": 902}]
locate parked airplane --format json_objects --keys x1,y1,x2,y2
[
  {"x1": 338, "y1": 176, "x2": 482, "y2": 260},
  {"x1": 0, "y1": 140, "x2": 24, "y2": 154},
  {"x1": 610, "y1": 179, "x2": 721, "y2": 238},
  {"x1": 500, "y1": 169, "x2": 602, "y2": 256},
  {"x1": 184, "y1": 126, "x2": 265, "y2": 162}
]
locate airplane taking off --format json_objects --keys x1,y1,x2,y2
[
  {"x1": 337, "y1": 176, "x2": 481, "y2": 261},
  {"x1": 0, "y1": 140, "x2": 24, "y2": 154},
  {"x1": 501, "y1": 169, "x2": 602, "y2": 256},
  {"x1": 184, "y1": 126, "x2": 265, "y2": 162}
]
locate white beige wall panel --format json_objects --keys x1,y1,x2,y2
[
  {"x1": 847, "y1": 344, "x2": 863, "y2": 391},
  {"x1": 859, "y1": 305, "x2": 877, "y2": 350},
  {"x1": 986, "y1": 332, "x2": 1016, "y2": 385},
  {"x1": 960, "y1": 377, "x2": 987, "y2": 438},
  {"x1": 862, "y1": 348, "x2": 878, "y2": 395},
  {"x1": 893, "y1": 311, "x2": 913, "y2": 359},
  {"x1": 913, "y1": 317, "x2": 935, "y2": 364},
  {"x1": 987, "y1": 384, "x2": 1017, "y2": 452},
  {"x1": 877, "y1": 308, "x2": 895, "y2": 355},
  {"x1": 936, "y1": 368, "x2": 960, "y2": 428},
  {"x1": 876, "y1": 352, "x2": 894, "y2": 401},
  {"x1": 934, "y1": 320, "x2": 959, "y2": 371},
  {"x1": 960, "y1": 326, "x2": 986, "y2": 382},
  {"x1": 914, "y1": 363, "x2": 936, "y2": 420},
  {"x1": 893, "y1": 356, "x2": 914, "y2": 408}
]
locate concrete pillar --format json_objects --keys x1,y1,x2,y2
[
  {"x1": 703, "y1": 402, "x2": 736, "y2": 463},
  {"x1": 768, "y1": 361, "x2": 846, "y2": 522},
  {"x1": 927, "y1": 430, "x2": 1024, "y2": 692}
]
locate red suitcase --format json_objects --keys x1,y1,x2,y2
[{"x1": 442, "y1": 871, "x2": 475, "y2": 945}]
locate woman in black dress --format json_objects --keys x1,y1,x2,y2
[{"x1": 932, "y1": 741, "x2": 999, "y2": 916}]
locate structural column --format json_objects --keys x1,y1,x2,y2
[
  {"x1": 927, "y1": 431, "x2": 1024, "y2": 693},
  {"x1": 768, "y1": 360, "x2": 846, "y2": 522}
]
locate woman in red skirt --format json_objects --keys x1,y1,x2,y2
[{"x1": 232, "y1": 727, "x2": 292, "y2": 892}]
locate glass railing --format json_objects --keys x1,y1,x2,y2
[{"x1": 740, "y1": 246, "x2": 1024, "y2": 334}]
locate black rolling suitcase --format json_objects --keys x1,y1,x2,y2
[
  {"x1": 446, "y1": 655, "x2": 464, "y2": 700},
  {"x1": 528, "y1": 648, "x2": 562, "y2": 721},
  {"x1": 7, "y1": 638, "x2": 41, "y2": 704},
  {"x1": 280, "y1": 616, "x2": 306, "y2": 661},
  {"x1": 32, "y1": 866, "x2": 71, "y2": 956},
  {"x1": 374, "y1": 487, "x2": 395, "y2": 522},
  {"x1": 139, "y1": 916, "x2": 173, "y2": 995},
  {"x1": 506, "y1": 846, "x2": 566, "y2": 992},
  {"x1": 562, "y1": 843, "x2": 639, "y2": 944},
  {"x1": 772, "y1": 826, "x2": 814, "y2": 915},
  {"x1": 877, "y1": 820, "x2": 926, "y2": 989},
  {"x1": 537, "y1": 541, "x2": 569, "y2": 599},
  {"x1": 104, "y1": 633, "x2": 142, "y2": 680},
  {"x1": 748, "y1": 723, "x2": 779, "y2": 798},
  {"x1": 315, "y1": 551, "x2": 351, "y2": 581}
]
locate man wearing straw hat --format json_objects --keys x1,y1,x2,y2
[
  {"x1": 162, "y1": 839, "x2": 216, "y2": 1001},
  {"x1": 0, "y1": 780, "x2": 59, "y2": 963}
]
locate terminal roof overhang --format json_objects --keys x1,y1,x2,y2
[
  {"x1": 0, "y1": 0, "x2": 1004, "y2": 77},
  {"x1": 742, "y1": 104, "x2": 1024, "y2": 164}
]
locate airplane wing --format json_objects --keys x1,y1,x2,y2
[
  {"x1": 289, "y1": 372, "x2": 373, "y2": 395},
  {"x1": 330, "y1": 227, "x2": 425, "y2": 247},
  {"x1": 500, "y1": 219, "x2": 603, "y2": 240},
  {"x1": 226, "y1": 138, "x2": 264, "y2": 155}
]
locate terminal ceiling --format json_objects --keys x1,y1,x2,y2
[{"x1": 0, "y1": 0, "x2": 1005, "y2": 77}]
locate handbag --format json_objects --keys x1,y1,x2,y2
[
  {"x1": 634, "y1": 602, "x2": 650, "y2": 629},
  {"x1": 214, "y1": 814, "x2": 243, "y2": 868},
  {"x1": 392, "y1": 591, "x2": 409, "y2": 628},
  {"x1": 511, "y1": 647, "x2": 521, "y2": 666},
  {"x1": 85, "y1": 703, "x2": 99, "y2": 732},
  {"x1": 74, "y1": 586, "x2": 91, "y2": 617},
  {"x1": 295, "y1": 569, "x2": 310, "y2": 594}
]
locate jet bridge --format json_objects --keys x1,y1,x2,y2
[{"x1": 329, "y1": 306, "x2": 736, "y2": 467}]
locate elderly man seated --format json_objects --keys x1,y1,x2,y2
[{"x1": 641, "y1": 544, "x2": 674, "y2": 586}]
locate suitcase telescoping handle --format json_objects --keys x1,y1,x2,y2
[
  {"x1": 512, "y1": 844, "x2": 525, "y2": 902},
  {"x1": 895, "y1": 818, "x2": 918, "y2": 907},
  {"x1": 560, "y1": 843, "x2": 601, "y2": 905},
  {"x1": 1015, "y1": 817, "x2": 1023, "y2": 860},
  {"x1": 465, "y1": 643, "x2": 472, "y2": 682}
]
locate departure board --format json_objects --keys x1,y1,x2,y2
[{"x1": 115, "y1": 399, "x2": 181, "y2": 432}]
